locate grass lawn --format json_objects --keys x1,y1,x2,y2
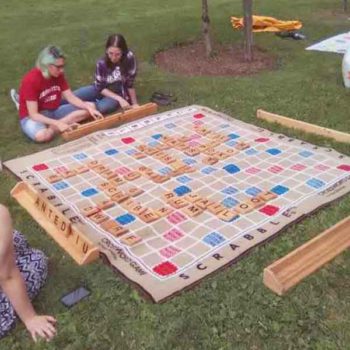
[{"x1": 0, "y1": 0, "x2": 349, "y2": 349}]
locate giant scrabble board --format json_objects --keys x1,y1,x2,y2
[{"x1": 5, "y1": 106, "x2": 350, "y2": 302}]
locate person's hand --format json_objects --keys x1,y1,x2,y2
[
  {"x1": 24, "y1": 315, "x2": 57, "y2": 342},
  {"x1": 54, "y1": 120, "x2": 71, "y2": 133},
  {"x1": 116, "y1": 97, "x2": 131, "y2": 110},
  {"x1": 87, "y1": 107, "x2": 104, "y2": 120},
  {"x1": 131, "y1": 103, "x2": 140, "y2": 109}
]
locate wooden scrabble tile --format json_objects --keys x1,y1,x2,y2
[
  {"x1": 121, "y1": 198, "x2": 137, "y2": 211},
  {"x1": 234, "y1": 202, "x2": 255, "y2": 214},
  {"x1": 94, "y1": 165, "x2": 109, "y2": 174},
  {"x1": 46, "y1": 174, "x2": 62, "y2": 183},
  {"x1": 203, "y1": 148, "x2": 217, "y2": 156},
  {"x1": 61, "y1": 170, "x2": 77, "y2": 178},
  {"x1": 86, "y1": 160, "x2": 99, "y2": 169},
  {"x1": 104, "y1": 186, "x2": 121, "y2": 197},
  {"x1": 163, "y1": 191, "x2": 176, "y2": 201},
  {"x1": 107, "y1": 225, "x2": 129, "y2": 237},
  {"x1": 143, "y1": 146, "x2": 159, "y2": 156},
  {"x1": 150, "y1": 175, "x2": 170, "y2": 184},
  {"x1": 81, "y1": 206, "x2": 100, "y2": 217},
  {"x1": 90, "y1": 212, "x2": 109, "y2": 224},
  {"x1": 207, "y1": 202, "x2": 226, "y2": 215},
  {"x1": 197, "y1": 144, "x2": 209, "y2": 152},
  {"x1": 127, "y1": 187, "x2": 144, "y2": 197},
  {"x1": 74, "y1": 165, "x2": 89, "y2": 174},
  {"x1": 96, "y1": 199, "x2": 115, "y2": 210},
  {"x1": 215, "y1": 152, "x2": 230, "y2": 160},
  {"x1": 121, "y1": 234, "x2": 142, "y2": 246},
  {"x1": 101, "y1": 170, "x2": 119, "y2": 180},
  {"x1": 203, "y1": 156, "x2": 218, "y2": 165},
  {"x1": 258, "y1": 191, "x2": 277, "y2": 201},
  {"x1": 184, "y1": 147, "x2": 200, "y2": 157},
  {"x1": 182, "y1": 204, "x2": 204, "y2": 217},
  {"x1": 97, "y1": 181, "x2": 114, "y2": 191},
  {"x1": 155, "y1": 143, "x2": 170, "y2": 151},
  {"x1": 196, "y1": 198, "x2": 212, "y2": 210},
  {"x1": 129, "y1": 203, "x2": 147, "y2": 215},
  {"x1": 100, "y1": 219, "x2": 119, "y2": 231},
  {"x1": 235, "y1": 142, "x2": 250, "y2": 150},
  {"x1": 138, "y1": 209, "x2": 160, "y2": 223},
  {"x1": 182, "y1": 165, "x2": 196, "y2": 173},
  {"x1": 224, "y1": 148, "x2": 239, "y2": 156},
  {"x1": 170, "y1": 160, "x2": 186, "y2": 170},
  {"x1": 179, "y1": 136, "x2": 190, "y2": 143},
  {"x1": 184, "y1": 193, "x2": 202, "y2": 203},
  {"x1": 124, "y1": 171, "x2": 142, "y2": 181},
  {"x1": 111, "y1": 191, "x2": 129, "y2": 203},
  {"x1": 217, "y1": 209, "x2": 239, "y2": 222},
  {"x1": 112, "y1": 176, "x2": 126, "y2": 186},
  {"x1": 246, "y1": 197, "x2": 265, "y2": 208},
  {"x1": 153, "y1": 151, "x2": 168, "y2": 160},
  {"x1": 162, "y1": 155, "x2": 177, "y2": 164},
  {"x1": 168, "y1": 198, "x2": 189, "y2": 209},
  {"x1": 133, "y1": 152, "x2": 147, "y2": 160},
  {"x1": 155, "y1": 206, "x2": 174, "y2": 217},
  {"x1": 137, "y1": 165, "x2": 152, "y2": 174},
  {"x1": 136, "y1": 144, "x2": 147, "y2": 152}
]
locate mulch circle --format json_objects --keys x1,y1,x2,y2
[{"x1": 154, "y1": 40, "x2": 278, "y2": 77}]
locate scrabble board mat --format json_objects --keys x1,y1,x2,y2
[{"x1": 5, "y1": 105, "x2": 350, "y2": 302}]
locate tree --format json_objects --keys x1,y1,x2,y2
[
  {"x1": 201, "y1": 0, "x2": 212, "y2": 58},
  {"x1": 243, "y1": 0, "x2": 253, "y2": 62}
]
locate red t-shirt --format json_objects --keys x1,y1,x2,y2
[{"x1": 19, "y1": 68, "x2": 69, "y2": 119}]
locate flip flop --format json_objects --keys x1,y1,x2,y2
[{"x1": 150, "y1": 92, "x2": 177, "y2": 106}]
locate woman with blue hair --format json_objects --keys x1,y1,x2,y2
[{"x1": 11, "y1": 45, "x2": 102, "y2": 143}]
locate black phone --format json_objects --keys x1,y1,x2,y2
[{"x1": 60, "y1": 286, "x2": 90, "y2": 308}]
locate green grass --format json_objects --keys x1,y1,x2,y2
[{"x1": 1, "y1": 0, "x2": 350, "y2": 349}]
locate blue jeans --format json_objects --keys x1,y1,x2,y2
[
  {"x1": 20, "y1": 105, "x2": 79, "y2": 141},
  {"x1": 70, "y1": 85, "x2": 121, "y2": 115}
]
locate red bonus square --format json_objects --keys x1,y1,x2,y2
[
  {"x1": 193, "y1": 113, "x2": 205, "y2": 119},
  {"x1": 32, "y1": 163, "x2": 48, "y2": 171},
  {"x1": 255, "y1": 138, "x2": 270, "y2": 143},
  {"x1": 153, "y1": 261, "x2": 178, "y2": 276},
  {"x1": 259, "y1": 205, "x2": 279, "y2": 216},
  {"x1": 121, "y1": 137, "x2": 135, "y2": 144},
  {"x1": 337, "y1": 164, "x2": 350, "y2": 171}
]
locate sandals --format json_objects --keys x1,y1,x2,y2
[{"x1": 150, "y1": 91, "x2": 177, "y2": 106}]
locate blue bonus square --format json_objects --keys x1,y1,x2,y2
[
  {"x1": 53, "y1": 181, "x2": 69, "y2": 190},
  {"x1": 299, "y1": 150, "x2": 313, "y2": 158},
  {"x1": 222, "y1": 197, "x2": 239, "y2": 208},
  {"x1": 228, "y1": 133, "x2": 240, "y2": 139},
  {"x1": 220, "y1": 124, "x2": 230, "y2": 129},
  {"x1": 73, "y1": 153, "x2": 87, "y2": 160},
  {"x1": 245, "y1": 148, "x2": 258, "y2": 156},
  {"x1": 183, "y1": 158, "x2": 197, "y2": 165},
  {"x1": 222, "y1": 186, "x2": 239, "y2": 195},
  {"x1": 105, "y1": 149, "x2": 118, "y2": 156},
  {"x1": 177, "y1": 175, "x2": 192, "y2": 183},
  {"x1": 223, "y1": 164, "x2": 240, "y2": 174},
  {"x1": 152, "y1": 134, "x2": 163, "y2": 140},
  {"x1": 81, "y1": 188, "x2": 98, "y2": 197},
  {"x1": 225, "y1": 140, "x2": 237, "y2": 147},
  {"x1": 125, "y1": 149, "x2": 137, "y2": 155},
  {"x1": 271, "y1": 185, "x2": 289, "y2": 195},
  {"x1": 266, "y1": 148, "x2": 282, "y2": 156},
  {"x1": 201, "y1": 167, "x2": 216, "y2": 175},
  {"x1": 148, "y1": 141, "x2": 159, "y2": 147},
  {"x1": 174, "y1": 185, "x2": 191, "y2": 196},
  {"x1": 203, "y1": 232, "x2": 226, "y2": 247},
  {"x1": 165, "y1": 123, "x2": 176, "y2": 129},
  {"x1": 115, "y1": 213, "x2": 136, "y2": 225},
  {"x1": 159, "y1": 167, "x2": 172, "y2": 175},
  {"x1": 306, "y1": 178, "x2": 325, "y2": 189},
  {"x1": 245, "y1": 187, "x2": 262, "y2": 196}
]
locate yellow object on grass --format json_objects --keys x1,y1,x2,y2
[{"x1": 231, "y1": 15, "x2": 302, "y2": 32}]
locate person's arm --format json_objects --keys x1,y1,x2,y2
[
  {"x1": 100, "y1": 88, "x2": 131, "y2": 109},
  {"x1": 62, "y1": 89, "x2": 103, "y2": 119},
  {"x1": 127, "y1": 88, "x2": 138, "y2": 107},
  {"x1": 26, "y1": 101, "x2": 71, "y2": 133},
  {"x1": 0, "y1": 205, "x2": 56, "y2": 342}
]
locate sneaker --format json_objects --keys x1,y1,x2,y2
[{"x1": 10, "y1": 89, "x2": 19, "y2": 110}]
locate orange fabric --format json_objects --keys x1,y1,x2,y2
[{"x1": 231, "y1": 15, "x2": 302, "y2": 32}]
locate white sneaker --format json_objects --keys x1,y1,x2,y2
[{"x1": 10, "y1": 89, "x2": 19, "y2": 110}]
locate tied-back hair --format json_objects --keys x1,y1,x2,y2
[
  {"x1": 36, "y1": 45, "x2": 65, "y2": 78},
  {"x1": 104, "y1": 34, "x2": 129, "y2": 71}
]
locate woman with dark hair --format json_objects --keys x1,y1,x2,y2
[
  {"x1": 0, "y1": 204, "x2": 56, "y2": 342},
  {"x1": 72, "y1": 33, "x2": 139, "y2": 114},
  {"x1": 10, "y1": 45, "x2": 102, "y2": 143}
]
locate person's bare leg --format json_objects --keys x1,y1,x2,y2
[
  {"x1": 34, "y1": 128, "x2": 55, "y2": 143},
  {"x1": 59, "y1": 110, "x2": 91, "y2": 125}
]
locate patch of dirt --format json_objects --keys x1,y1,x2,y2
[{"x1": 154, "y1": 40, "x2": 278, "y2": 77}]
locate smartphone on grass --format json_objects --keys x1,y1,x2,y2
[{"x1": 60, "y1": 286, "x2": 91, "y2": 308}]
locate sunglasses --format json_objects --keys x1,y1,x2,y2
[{"x1": 51, "y1": 63, "x2": 65, "y2": 69}]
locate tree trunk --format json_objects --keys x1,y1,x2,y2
[
  {"x1": 243, "y1": 0, "x2": 253, "y2": 62},
  {"x1": 202, "y1": 0, "x2": 212, "y2": 58}
]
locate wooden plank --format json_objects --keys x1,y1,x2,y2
[
  {"x1": 256, "y1": 109, "x2": 350, "y2": 144},
  {"x1": 263, "y1": 216, "x2": 350, "y2": 295},
  {"x1": 11, "y1": 182, "x2": 100, "y2": 265},
  {"x1": 62, "y1": 103, "x2": 158, "y2": 141}
]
